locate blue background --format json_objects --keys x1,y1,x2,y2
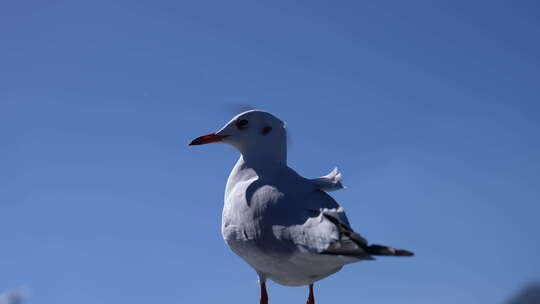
[{"x1": 1, "y1": 1, "x2": 539, "y2": 303}]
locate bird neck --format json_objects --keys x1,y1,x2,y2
[{"x1": 240, "y1": 142, "x2": 287, "y2": 170}]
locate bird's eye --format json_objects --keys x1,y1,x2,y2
[
  {"x1": 262, "y1": 126, "x2": 272, "y2": 135},
  {"x1": 236, "y1": 119, "x2": 249, "y2": 130}
]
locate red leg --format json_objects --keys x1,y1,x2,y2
[
  {"x1": 260, "y1": 281, "x2": 268, "y2": 304},
  {"x1": 306, "y1": 284, "x2": 315, "y2": 304}
]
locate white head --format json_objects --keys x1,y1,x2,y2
[{"x1": 189, "y1": 110, "x2": 287, "y2": 164}]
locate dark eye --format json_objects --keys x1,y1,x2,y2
[
  {"x1": 262, "y1": 126, "x2": 272, "y2": 135},
  {"x1": 235, "y1": 119, "x2": 248, "y2": 130}
]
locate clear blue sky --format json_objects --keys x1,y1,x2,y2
[{"x1": 1, "y1": 1, "x2": 539, "y2": 303}]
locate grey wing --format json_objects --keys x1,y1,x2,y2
[{"x1": 278, "y1": 190, "x2": 373, "y2": 258}]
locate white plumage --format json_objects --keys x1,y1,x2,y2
[{"x1": 189, "y1": 110, "x2": 412, "y2": 303}]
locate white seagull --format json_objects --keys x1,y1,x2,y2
[{"x1": 189, "y1": 110, "x2": 413, "y2": 304}]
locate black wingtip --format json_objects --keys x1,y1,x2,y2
[
  {"x1": 367, "y1": 244, "x2": 414, "y2": 257},
  {"x1": 395, "y1": 249, "x2": 414, "y2": 257}
]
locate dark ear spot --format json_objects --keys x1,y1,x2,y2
[{"x1": 262, "y1": 126, "x2": 272, "y2": 135}]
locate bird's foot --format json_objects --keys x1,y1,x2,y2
[
  {"x1": 306, "y1": 284, "x2": 315, "y2": 304},
  {"x1": 260, "y1": 281, "x2": 268, "y2": 304}
]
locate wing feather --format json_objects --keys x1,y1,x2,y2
[{"x1": 275, "y1": 190, "x2": 371, "y2": 258}]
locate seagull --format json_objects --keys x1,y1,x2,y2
[{"x1": 189, "y1": 110, "x2": 413, "y2": 304}]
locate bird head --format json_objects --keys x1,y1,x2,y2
[{"x1": 189, "y1": 110, "x2": 287, "y2": 163}]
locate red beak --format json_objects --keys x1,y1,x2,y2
[{"x1": 189, "y1": 133, "x2": 226, "y2": 146}]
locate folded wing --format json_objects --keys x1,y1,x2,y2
[{"x1": 277, "y1": 190, "x2": 413, "y2": 258}]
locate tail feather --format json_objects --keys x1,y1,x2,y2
[{"x1": 367, "y1": 244, "x2": 414, "y2": 257}]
